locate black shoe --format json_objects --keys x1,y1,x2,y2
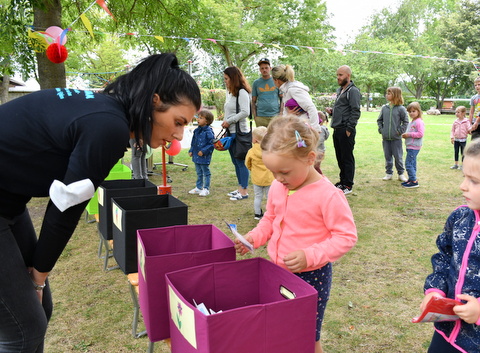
[{"x1": 254, "y1": 209, "x2": 263, "y2": 220}]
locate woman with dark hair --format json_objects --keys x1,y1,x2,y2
[
  {"x1": 0, "y1": 53, "x2": 200, "y2": 352},
  {"x1": 222, "y1": 66, "x2": 252, "y2": 200}
]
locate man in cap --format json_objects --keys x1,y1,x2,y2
[{"x1": 251, "y1": 58, "x2": 281, "y2": 127}]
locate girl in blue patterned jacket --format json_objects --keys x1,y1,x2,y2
[{"x1": 421, "y1": 139, "x2": 480, "y2": 353}]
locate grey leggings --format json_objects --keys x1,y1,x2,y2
[{"x1": 0, "y1": 209, "x2": 52, "y2": 352}]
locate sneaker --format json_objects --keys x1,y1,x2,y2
[
  {"x1": 254, "y1": 210, "x2": 263, "y2": 220},
  {"x1": 450, "y1": 165, "x2": 459, "y2": 169},
  {"x1": 398, "y1": 174, "x2": 408, "y2": 182},
  {"x1": 199, "y1": 189, "x2": 210, "y2": 197},
  {"x1": 227, "y1": 190, "x2": 240, "y2": 197},
  {"x1": 188, "y1": 187, "x2": 202, "y2": 195},
  {"x1": 401, "y1": 181, "x2": 410, "y2": 186},
  {"x1": 334, "y1": 182, "x2": 342, "y2": 188},
  {"x1": 230, "y1": 193, "x2": 248, "y2": 201},
  {"x1": 382, "y1": 174, "x2": 393, "y2": 181},
  {"x1": 402, "y1": 181, "x2": 419, "y2": 188},
  {"x1": 341, "y1": 185, "x2": 353, "y2": 195}
]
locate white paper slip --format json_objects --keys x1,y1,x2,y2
[{"x1": 224, "y1": 221, "x2": 254, "y2": 253}]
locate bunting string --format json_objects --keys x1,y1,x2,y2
[{"x1": 29, "y1": 0, "x2": 480, "y2": 71}]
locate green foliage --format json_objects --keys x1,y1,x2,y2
[
  {"x1": 312, "y1": 95, "x2": 335, "y2": 111},
  {"x1": 200, "y1": 88, "x2": 226, "y2": 117},
  {"x1": 455, "y1": 100, "x2": 470, "y2": 108},
  {"x1": 404, "y1": 97, "x2": 436, "y2": 111},
  {"x1": 0, "y1": 0, "x2": 36, "y2": 77},
  {"x1": 371, "y1": 96, "x2": 387, "y2": 108}
]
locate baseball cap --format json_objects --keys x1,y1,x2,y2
[{"x1": 258, "y1": 58, "x2": 270, "y2": 65}]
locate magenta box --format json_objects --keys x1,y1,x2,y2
[
  {"x1": 166, "y1": 257, "x2": 317, "y2": 353},
  {"x1": 137, "y1": 224, "x2": 236, "y2": 342}
]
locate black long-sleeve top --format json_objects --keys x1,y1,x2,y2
[{"x1": 0, "y1": 88, "x2": 130, "y2": 272}]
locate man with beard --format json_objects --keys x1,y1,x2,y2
[{"x1": 326, "y1": 65, "x2": 361, "y2": 195}]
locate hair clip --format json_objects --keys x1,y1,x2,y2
[{"x1": 295, "y1": 130, "x2": 307, "y2": 148}]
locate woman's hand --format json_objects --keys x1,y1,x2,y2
[
  {"x1": 283, "y1": 250, "x2": 307, "y2": 273},
  {"x1": 29, "y1": 267, "x2": 48, "y2": 303},
  {"x1": 234, "y1": 235, "x2": 254, "y2": 256},
  {"x1": 454, "y1": 294, "x2": 480, "y2": 324},
  {"x1": 221, "y1": 121, "x2": 230, "y2": 129},
  {"x1": 285, "y1": 106, "x2": 303, "y2": 116}
]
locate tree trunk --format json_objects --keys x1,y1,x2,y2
[
  {"x1": 33, "y1": 0, "x2": 66, "y2": 89},
  {"x1": 0, "y1": 74, "x2": 10, "y2": 104}
]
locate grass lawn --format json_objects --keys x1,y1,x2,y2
[{"x1": 34, "y1": 110, "x2": 464, "y2": 352}]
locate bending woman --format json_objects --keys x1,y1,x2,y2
[
  {"x1": 0, "y1": 53, "x2": 200, "y2": 352},
  {"x1": 222, "y1": 66, "x2": 252, "y2": 201}
]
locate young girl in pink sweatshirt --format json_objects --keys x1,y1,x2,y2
[
  {"x1": 236, "y1": 115, "x2": 357, "y2": 353},
  {"x1": 450, "y1": 106, "x2": 471, "y2": 170}
]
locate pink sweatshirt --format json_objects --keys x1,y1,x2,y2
[
  {"x1": 451, "y1": 118, "x2": 471, "y2": 141},
  {"x1": 247, "y1": 177, "x2": 357, "y2": 272}
]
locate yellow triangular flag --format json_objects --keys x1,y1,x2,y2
[
  {"x1": 27, "y1": 29, "x2": 49, "y2": 52},
  {"x1": 80, "y1": 14, "x2": 94, "y2": 38},
  {"x1": 154, "y1": 36, "x2": 164, "y2": 43}
]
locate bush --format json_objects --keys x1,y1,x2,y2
[
  {"x1": 454, "y1": 100, "x2": 470, "y2": 109},
  {"x1": 313, "y1": 95, "x2": 335, "y2": 112},
  {"x1": 200, "y1": 88, "x2": 226, "y2": 118},
  {"x1": 404, "y1": 98, "x2": 436, "y2": 111}
]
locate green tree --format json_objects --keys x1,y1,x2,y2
[{"x1": 346, "y1": 34, "x2": 408, "y2": 110}]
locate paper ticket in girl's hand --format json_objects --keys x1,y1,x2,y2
[{"x1": 224, "y1": 221, "x2": 254, "y2": 253}]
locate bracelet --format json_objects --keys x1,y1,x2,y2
[{"x1": 32, "y1": 279, "x2": 46, "y2": 291}]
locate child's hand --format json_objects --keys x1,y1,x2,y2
[
  {"x1": 188, "y1": 152, "x2": 192, "y2": 157},
  {"x1": 451, "y1": 137, "x2": 455, "y2": 144},
  {"x1": 420, "y1": 292, "x2": 443, "y2": 312},
  {"x1": 401, "y1": 133, "x2": 408, "y2": 139},
  {"x1": 454, "y1": 294, "x2": 480, "y2": 324},
  {"x1": 197, "y1": 151, "x2": 203, "y2": 157},
  {"x1": 234, "y1": 235, "x2": 254, "y2": 256},
  {"x1": 283, "y1": 250, "x2": 307, "y2": 273}
]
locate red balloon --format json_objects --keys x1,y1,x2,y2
[
  {"x1": 164, "y1": 139, "x2": 181, "y2": 156},
  {"x1": 46, "y1": 43, "x2": 68, "y2": 64}
]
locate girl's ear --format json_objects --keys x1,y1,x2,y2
[{"x1": 306, "y1": 150, "x2": 317, "y2": 165}]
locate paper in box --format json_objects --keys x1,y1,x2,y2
[
  {"x1": 97, "y1": 179, "x2": 157, "y2": 240},
  {"x1": 137, "y1": 224, "x2": 236, "y2": 342},
  {"x1": 166, "y1": 257, "x2": 318, "y2": 353},
  {"x1": 111, "y1": 194, "x2": 187, "y2": 274}
]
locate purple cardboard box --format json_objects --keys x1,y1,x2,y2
[
  {"x1": 166, "y1": 257, "x2": 317, "y2": 353},
  {"x1": 137, "y1": 224, "x2": 236, "y2": 342}
]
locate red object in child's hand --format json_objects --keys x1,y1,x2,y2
[
  {"x1": 46, "y1": 43, "x2": 68, "y2": 64},
  {"x1": 412, "y1": 296, "x2": 463, "y2": 323}
]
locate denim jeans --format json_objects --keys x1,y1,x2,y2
[
  {"x1": 228, "y1": 148, "x2": 249, "y2": 189},
  {"x1": 195, "y1": 163, "x2": 211, "y2": 190},
  {"x1": 405, "y1": 148, "x2": 420, "y2": 182},
  {"x1": 0, "y1": 210, "x2": 52, "y2": 352}
]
